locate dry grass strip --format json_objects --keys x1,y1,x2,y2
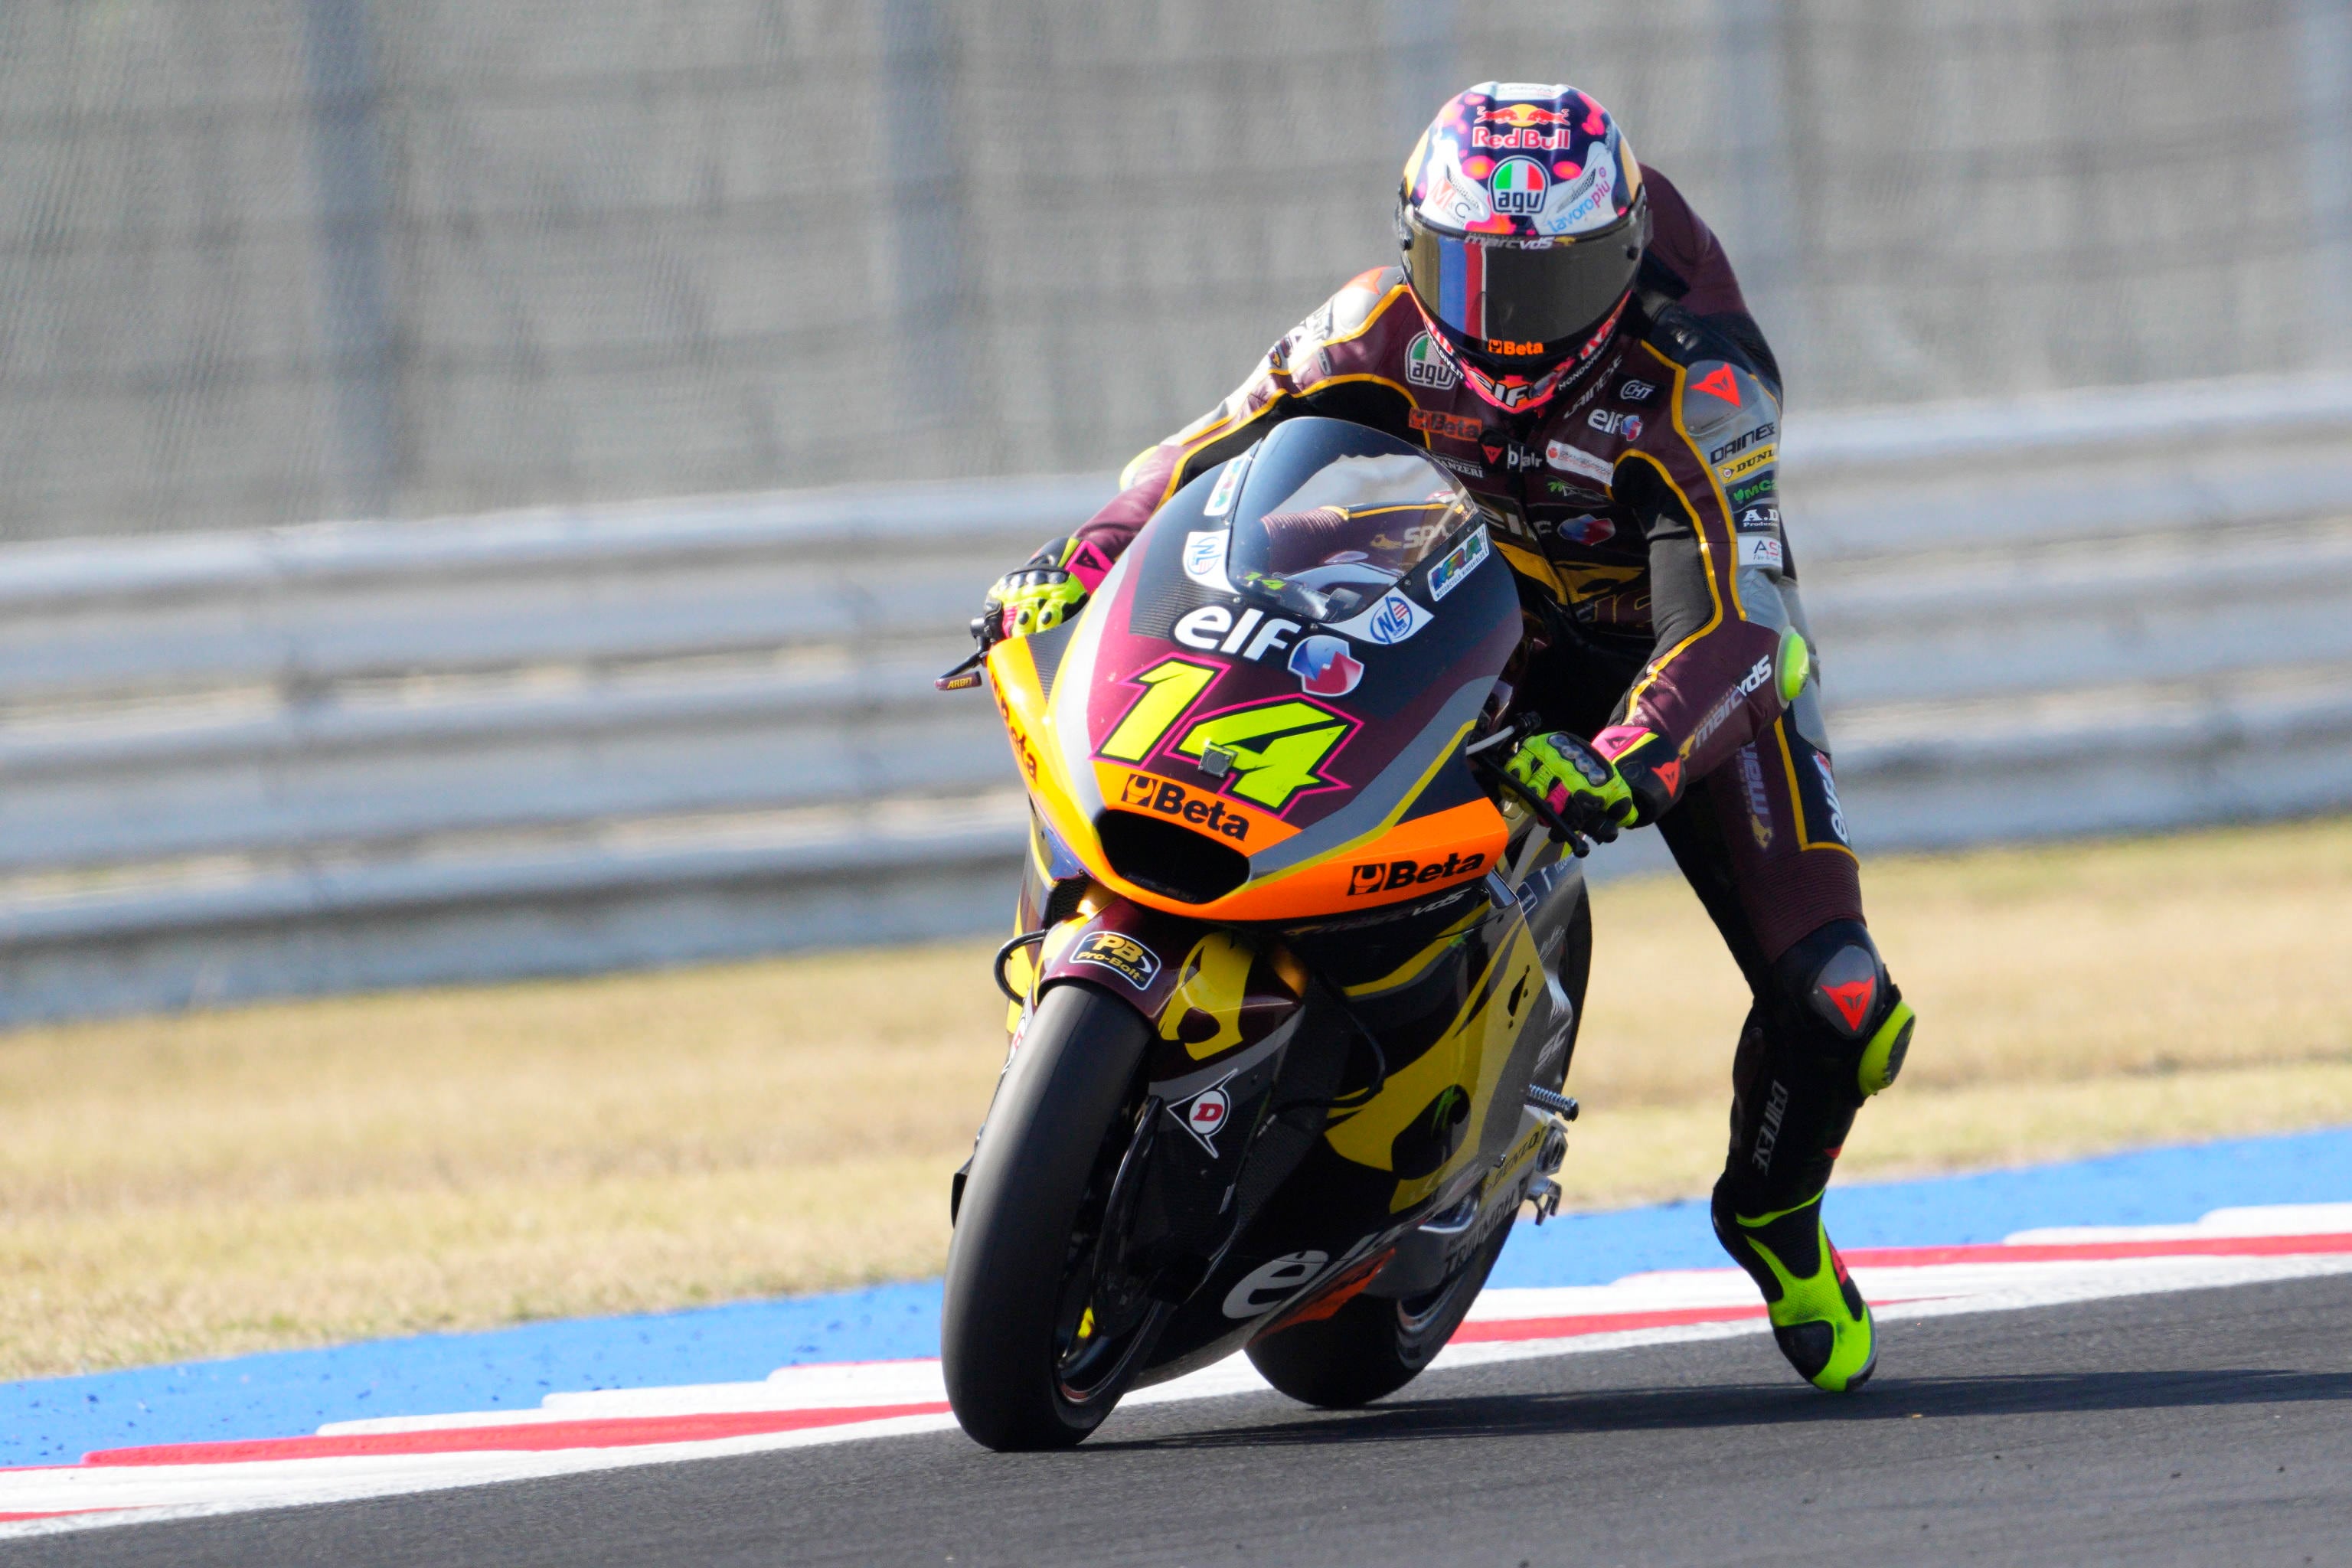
[{"x1": 4, "y1": 816, "x2": 2348, "y2": 1379}]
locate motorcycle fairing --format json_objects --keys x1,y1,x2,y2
[{"x1": 987, "y1": 420, "x2": 1520, "y2": 925}]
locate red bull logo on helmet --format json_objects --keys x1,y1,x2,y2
[{"x1": 1473, "y1": 101, "x2": 1576, "y2": 152}]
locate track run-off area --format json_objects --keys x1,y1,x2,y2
[{"x1": 6, "y1": 1129, "x2": 2351, "y2": 1563}]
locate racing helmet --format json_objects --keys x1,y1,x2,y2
[{"x1": 1397, "y1": 83, "x2": 1651, "y2": 412}]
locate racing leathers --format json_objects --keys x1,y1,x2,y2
[{"x1": 1054, "y1": 165, "x2": 1913, "y2": 1389}]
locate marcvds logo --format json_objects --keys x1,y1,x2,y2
[{"x1": 1348, "y1": 850, "x2": 1485, "y2": 897}]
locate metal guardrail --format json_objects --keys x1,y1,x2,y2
[{"x1": 3, "y1": 374, "x2": 2349, "y2": 1024}]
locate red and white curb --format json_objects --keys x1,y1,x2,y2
[{"x1": 5, "y1": 1202, "x2": 2348, "y2": 1538}]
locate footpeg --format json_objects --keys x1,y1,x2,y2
[
  {"x1": 1524, "y1": 1086, "x2": 1579, "y2": 1119},
  {"x1": 1527, "y1": 1177, "x2": 1563, "y2": 1224}
]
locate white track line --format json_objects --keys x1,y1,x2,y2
[{"x1": 5, "y1": 1207, "x2": 2349, "y2": 1540}]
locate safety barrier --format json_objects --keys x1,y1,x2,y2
[{"x1": 3, "y1": 373, "x2": 2348, "y2": 1023}]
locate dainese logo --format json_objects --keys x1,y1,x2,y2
[{"x1": 1347, "y1": 851, "x2": 1486, "y2": 897}]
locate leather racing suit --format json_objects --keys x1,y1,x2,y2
[{"x1": 1067, "y1": 166, "x2": 1908, "y2": 1227}]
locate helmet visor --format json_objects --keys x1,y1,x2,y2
[{"x1": 1404, "y1": 204, "x2": 1645, "y2": 354}]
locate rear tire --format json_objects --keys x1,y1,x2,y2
[
  {"x1": 941, "y1": 982, "x2": 1155, "y2": 1451},
  {"x1": 1246, "y1": 1222, "x2": 1510, "y2": 1409}
]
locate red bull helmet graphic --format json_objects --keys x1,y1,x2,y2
[{"x1": 1398, "y1": 82, "x2": 1651, "y2": 411}]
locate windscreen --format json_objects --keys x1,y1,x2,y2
[{"x1": 1220, "y1": 417, "x2": 1475, "y2": 626}]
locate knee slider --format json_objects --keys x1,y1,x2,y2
[{"x1": 1769, "y1": 920, "x2": 1915, "y2": 1099}]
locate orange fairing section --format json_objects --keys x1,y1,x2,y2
[
  {"x1": 1227, "y1": 798, "x2": 1507, "y2": 920},
  {"x1": 990, "y1": 638, "x2": 1509, "y2": 924}
]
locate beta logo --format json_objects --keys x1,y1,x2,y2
[
  {"x1": 1287, "y1": 633, "x2": 1364, "y2": 697},
  {"x1": 1070, "y1": 930, "x2": 1161, "y2": 991},
  {"x1": 1484, "y1": 338, "x2": 1544, "y2": 356},
  {"x1": 1347, "y1": 850, "x2": 1487, "y2": 897},
  {"x1": 1120, "y1": 773, "x2": 1251, "y2": 841},
  {"x1": 1488, "y1": 156, "x2": 1549, "y2": 215},
  {"x1": 1409, "y1": 407, "x2": 1482, "y2": 441},
  {"x1": 1174, "y1": 1075, "x2": 1236, "y2": 1155},
  {"x1": 1404, "y1": 332, "x2": 1459, "y2": 389}
]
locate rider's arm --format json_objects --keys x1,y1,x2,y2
[
  {"x1": 1635, "y1": 166, "x2": 1782, "y2": 396},
  {"x1": 1069, "y1": 267, "x2": 1407, "y2": 563},
  {"x1": 1593, "y1": 338, "x2": 1805, "y2": 817}
]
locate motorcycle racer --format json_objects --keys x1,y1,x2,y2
[{"x1": 983, "y1": 82, "x2": 1915, "y2": 1393}]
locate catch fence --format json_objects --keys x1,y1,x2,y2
[{"x1": 3, "y1": 371, "x2": 2347, "y2": 1023}]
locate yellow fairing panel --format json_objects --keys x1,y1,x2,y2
[{"x1": 1322, "y1": 916, "x2": 1547, "y2": 1213}]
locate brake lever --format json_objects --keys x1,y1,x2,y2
[
  {"x1": 935, "y1": 616, "x2": 998, "y2": 692},
  {"x1": 1463, "y1": 721, "x2": 1599, "y2": 858}
]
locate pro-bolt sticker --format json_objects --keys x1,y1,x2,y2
[{"x1": 1071, "y1": 930, "x2": 1161, "y2": 990}]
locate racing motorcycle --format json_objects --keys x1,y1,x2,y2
[{"x1": 935, "y1": 416, "x2": 1597, "y2": 1451}]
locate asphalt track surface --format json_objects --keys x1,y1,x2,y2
[{"x1": 24, "y1": 1273, "x2": 2352, "y2": 1568}]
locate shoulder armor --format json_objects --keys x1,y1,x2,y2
[
  {"x1": 1330, "y1": 266, "x2": 1408, "y2": 338},
  {"x1": 1269, "y1": 266, "x2": 1412, "y2": 384}
]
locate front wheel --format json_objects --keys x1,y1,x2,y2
[
  {"x1": 1245, "y1": 1221, "x2": 1510, "y2": 1409},
  {"x1": 941, "y1": 982, "x2": 1157, "y2": 1450}
]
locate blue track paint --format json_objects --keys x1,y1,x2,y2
[
  {"x1": 7, "y1": 1127, "x2": 2350, "y2": 1468},
  {"x1": 1488, "y1": 1124, "x2": 2352, "y2": 1288},
  {"x1": 0, "y1": 1282, "x2": 942, "y2": 1468}
]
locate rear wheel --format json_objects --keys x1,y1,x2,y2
[
  {"x1": 941, "y1": 982, "x2": 1160, "y2": 1450},
  {"x1": 1246, "y1": 1222, "x2": 1510, "y2": 1409}
]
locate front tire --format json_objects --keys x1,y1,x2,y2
[
  {"x1": 941, "y1": 982, "x2": 1155, "y2": 1450},
  {"x1": 1246, "y1": 1222, "x2": 1510, "y2": 1409}
]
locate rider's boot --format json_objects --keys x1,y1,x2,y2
[
  {"x1": 1716, "y1": 920, "x2": 1916, "y2": 1393},
  {"x1": 1712, "y1": 1181, "x2": 1876, "y2": 1391}
]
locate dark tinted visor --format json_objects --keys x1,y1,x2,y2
[{"x1": 1404, "y1": 201, "x2": 1645, "y2": 350}]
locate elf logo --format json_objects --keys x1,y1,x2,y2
[{"x1": 1347, "y1": 850, "x2": 1486, "y2": 897}]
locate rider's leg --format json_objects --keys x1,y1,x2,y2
[{"x1": 1654, "y1": 717, "x2": 1915, "y2": 1392}]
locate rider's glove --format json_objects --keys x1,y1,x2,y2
[
  {"x1": 979, "y1": 536, "x2": 1113, "y2": 644},
  {"x1": 983, "y1": 567, "x2": 1088, "y2": 641},
  {"x1": 1504, "y1": 731, "x2": 1638, "y2": 846},
  {"x1": 1589, "y1": 724, "x2": 1687, "y2": 823}
]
